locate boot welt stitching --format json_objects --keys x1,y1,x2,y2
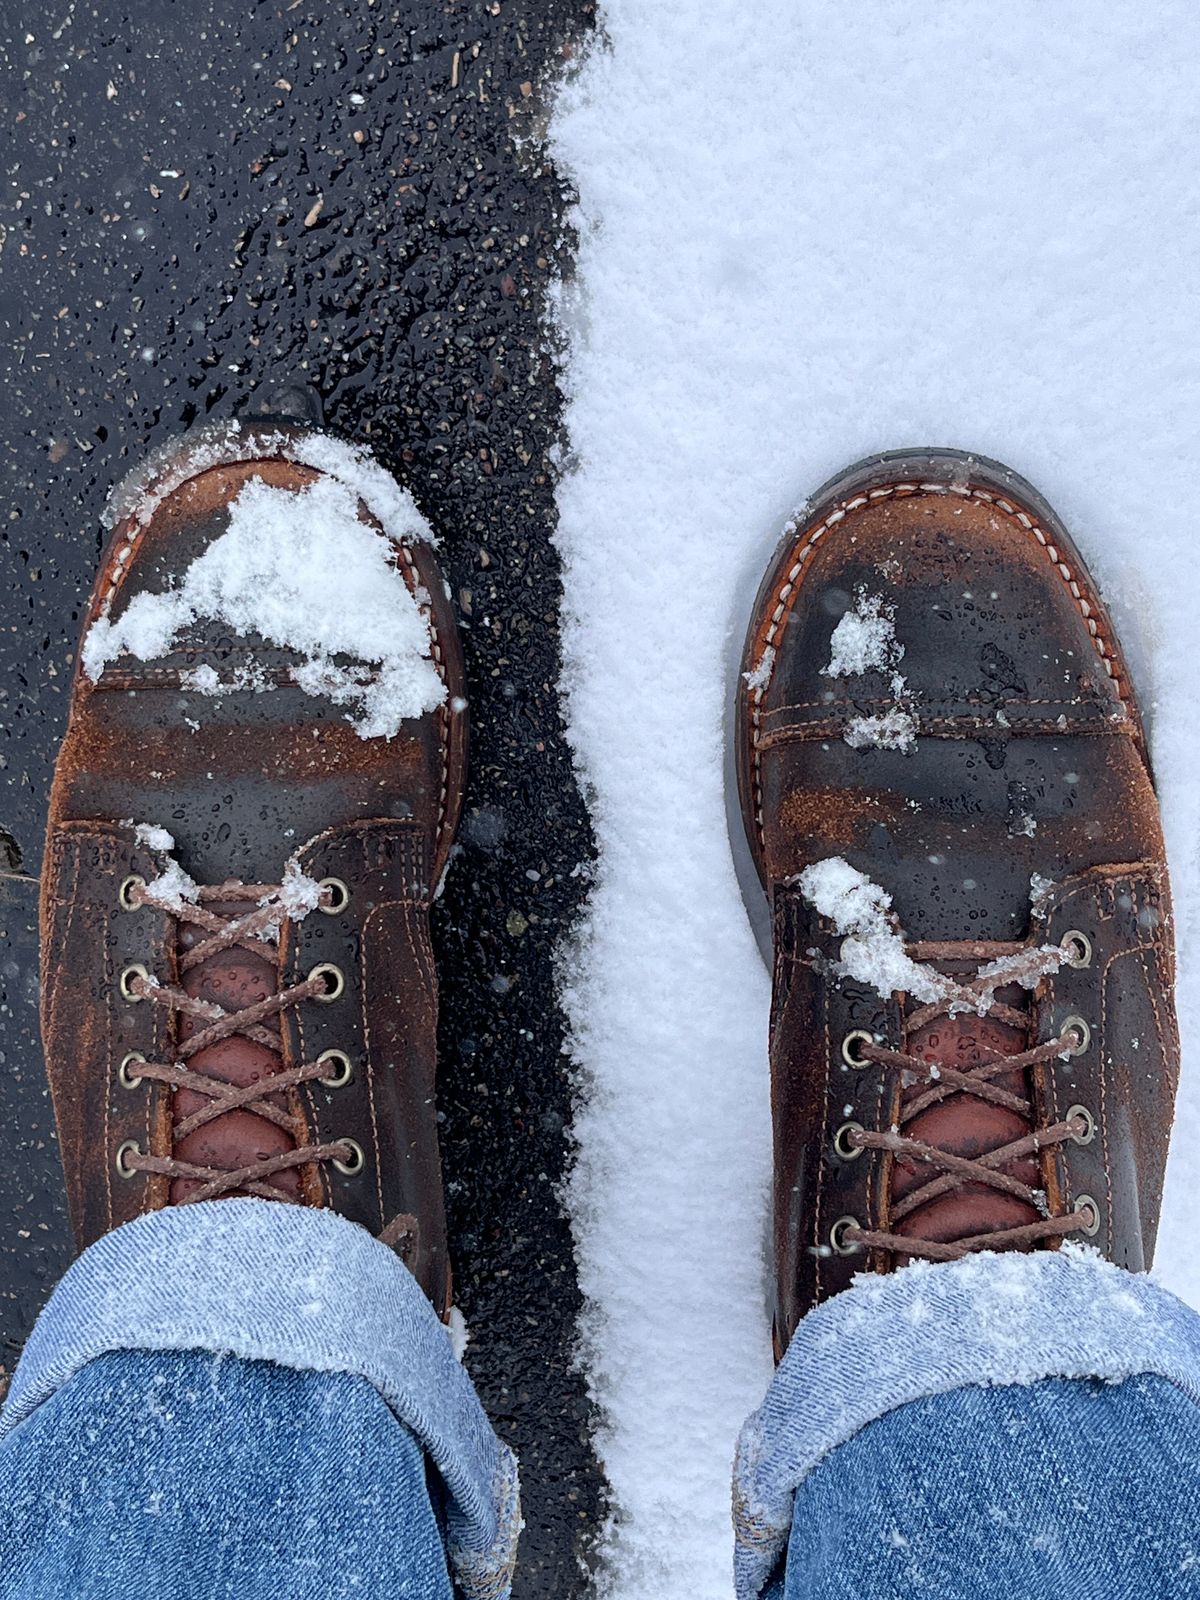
[
  {"x1": 745, "y1": 480, "x2": 1127, "y2": 857},
  {"x1": 93, "y1": 454, "x2": 454, "y2": 859}
]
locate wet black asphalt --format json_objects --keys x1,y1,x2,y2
[{"x1": 0, "y1": 1, "x2": 602, "y2": 1591}]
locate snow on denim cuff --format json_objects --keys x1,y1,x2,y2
[{"x1": 733, "y1": 1247, "x2": 1200, "y2": 1600}]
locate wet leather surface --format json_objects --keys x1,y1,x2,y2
[{"x1": 737, "y1": 458, "x2": 1179, "y2": 1347}]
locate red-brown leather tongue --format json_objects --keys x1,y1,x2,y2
[
  {"x1": 170, "y1": 901, "x2": 300, "y2": 1203},
  {"x1": 891, "y1": 979, "x2": 1039, "y2": 1247}
]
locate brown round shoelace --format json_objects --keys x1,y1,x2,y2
[
  {"x1": 119, "y1": 875, "x2": 361, "y2": 1204},
  {"x1": 838, "y1": 954, "x2": 1096, "y2": 1262}
]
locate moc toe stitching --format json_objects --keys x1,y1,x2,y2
[{"x1": 743, "y1": 473, "x2": 1138, "y2": 871}]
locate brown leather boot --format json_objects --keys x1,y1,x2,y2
[
  {"x1": 40, "y1": 421, "x2": 466, "y2": 1315},
  {"x1": 733, "y1": 448, "x2": 1179, "y2": 1355}
]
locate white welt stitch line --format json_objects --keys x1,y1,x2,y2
[
  {"x1": 101, "y1": 532, "x2": 138, "y2": 608},
  {"x1": 746, "y1": 479, "x2": 1126, "y2": 857}
]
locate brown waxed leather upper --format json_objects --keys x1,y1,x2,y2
[
  {"x1": 734, "y1": 450, "x2": 1180, "y2": 1352},
  {"x1": 40, "y1": 422, "x2": 465, "y2": 1313}
]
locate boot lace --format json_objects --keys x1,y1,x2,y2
[
  {"x1": 837, "y1": 944, "x2": 1096, "y2": 1262},
  {"x1": 117, "y1": 873, "x2": 361, "y2": 1203}
]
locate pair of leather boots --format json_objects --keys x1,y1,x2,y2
[{"x1": 40, "y1": 424, "x2": 1179, "y2": 1354}]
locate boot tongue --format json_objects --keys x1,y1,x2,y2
[
  {"x1": 890, "y1": 973, "x2": 1040, "y2": 1248},
  {"x1": 171, "y1": 900, "x2": 301, "y2": 1203}
]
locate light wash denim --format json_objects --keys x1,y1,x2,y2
[
  {"x1": 0, "y1": 1200, "x2": 518, "y2": 1600},
  {"x1": 5, "y1": 1203, "x2": 1200, "y2": 1599},
  {"x1": 736, "y1": 1246, "x2": 1200, "y2": 1599},
  {"x1": 776, "y1": 1371, "x2": 1200, "y2": 1599},
  {"x1": 0, "y1": 1347, "x2": 455, "y2": 1599}
]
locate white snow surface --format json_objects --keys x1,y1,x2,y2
[
  {"x1": 84, "y1": 468, "x2": 444, "y2": 739},
  {"x1": 549, "y1": 4, "x2": 1200, "y2": 1596}
]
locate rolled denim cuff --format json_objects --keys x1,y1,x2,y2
[
  {"x1": 733, "y1": 1246, "x2": 1200, "y2": 1600},
  {"x1": 0, "y1": 1199, "x2": 519, "y2": 1600}
]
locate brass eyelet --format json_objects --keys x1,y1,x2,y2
[
  {"x1": 119, "y1": 963, "x2": 152, "y2": 1002},
  {"x1": 1073, "y1": 1193, "x2": 1101, "y2": 1236},
  {"x1": 118, "y1": 874, "x2": 146, "y2": 911},
  {"x1": 317, "y1": 1049, "x2": 354, "y2": 1089},
  {"x1": 840, "y1": 1029, "x2": 877, "y2": 1069},
  {"x1": 308, "y1": 962, "x2": 345, "y2": 1003},
  {"x1": 1066, "y1": 1104, "x2": 1096, "y2": 1146},
  {"x1": 833, "y1": 1121, "x2": 865, "y2": 1160},
  {"x1": 115, "y1": 1139, "x2": 142, "y2": 1179},
  {"x1": 118, "y1": 1051, "x2": 147, "y2": 1090},
  {"x1": 829, "y1": 1216, "x2": 864, "y2": 1256},
  {"x1": 318, "y1": 877, "x2": 351, "y2": 915},
  {"x1": 332, "y1": 1138, "x2": 365, "y2": 1177},
  {"x1": 1060, "y1": 929, "x2": 1092, "y2": 969},
  {"x1": 1060, "y1": 1015, "x2": 1091, "y2": 1056}
]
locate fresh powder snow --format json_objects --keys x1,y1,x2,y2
[
  {"x1": 139, "y1": 859, "x2": 199, "y2": 913},
  {"x1": 798, "y1": 856, "x2": 1068, "y2": 1016},
  {"x1": 824, "y1": 590, "x2": 915, "y2": 749},
  {"x1": 127, "y1": 821, "x2": 176, "y2": 854},
  {"x1": 83, "y1": 460, "x2": 445, "y2": 740},
  {"x1": 797, "y1": 856, "x2": 951, "y2": 1004},
  {"x1": 823, "y1": 590, "x2": 906, "y2": 694},
  {"x1": 843, "y1": 709, "x2": 919, "y2": 753},
  {"x1": 549, "y1": 3, "x2": 1200, "y2": 1595},
  {"x1": 271, "y1": 858, "x2": 326, "y2": 921},
  {"x1": 122, "y1": 819, "x2": 200, "y2": 909}
]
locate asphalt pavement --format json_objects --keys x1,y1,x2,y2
[{"x1": 0, "y1": 2, "x2": 602, "y2": 1590}]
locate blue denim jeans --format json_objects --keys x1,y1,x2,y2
[{"x1": 3, "y1": 1202, "x2": 1200, "y2": 1600}]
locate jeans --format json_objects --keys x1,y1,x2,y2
[{"x1": 2, "y1": 1202, "x2": 1200, "y2": 1599}]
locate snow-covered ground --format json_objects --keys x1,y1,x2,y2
[{"x1": 548, "y1": 3, "x2": 1200, "y2": 1595}]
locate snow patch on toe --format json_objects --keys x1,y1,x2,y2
[
  {"x1": 822, "y1": 590, "x2": 917, "y2": 752},
  {"x1": 181, "y1": 662, "x2": 272, "y2": 696},
  {"x1": 844, "y1": 708, "x2": 919, "y2": 752},
  {"x1": 83, "y1": 469, "x2": 445, "y2": 739},
  {"x1": 824, "y1": 590, "x2": 905, "y2": 686}
]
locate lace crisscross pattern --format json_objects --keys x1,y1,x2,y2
[
  {"x1": 839, "y1": 946, "x2": 1097, "y2": 1261},
  {"x1": 119, "y1": 875, "x2": 357, "y2": 1202}
]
